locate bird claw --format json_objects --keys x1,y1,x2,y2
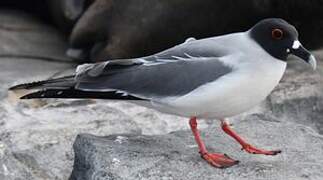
[
  {"x1": 242, "y1": 144, "x2": 281, "y2": 155},
  {"x1": 201, "y1": 152, "x2": 239, "y2": 168}
]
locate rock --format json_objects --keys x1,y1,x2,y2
[
  {"x1": 0, "y1": 9, "x2": 76, "y2": 98},
  {"x1": 0, "y1": 103, "x2": 142, "y2": 180},
  {"x1": 268, "y1": 51, "x2": 323, "y2": 133},
  {"x1": 0, "y1": 141, "x2": 34, "y2": 180},
  {"x1": 0, "y1": 10, "x2": 81, "y2": 180},
  {"x1": 0, "y1": 9, "x2": 72, "y2": 63},
  {"x1": 69, "y1": 114, "x2": 323, "y2": 180}
]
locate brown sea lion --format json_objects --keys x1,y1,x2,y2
[
  {"x1": 46, "y1": 0, "x2": 93, "y2": 33},
  {"x1": 69, "y1": 0, "x2": 323, "y2": 61}
]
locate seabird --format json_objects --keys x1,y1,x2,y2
[{"x1": 10, "y1": 18, "x2": 317, "y2": 168}]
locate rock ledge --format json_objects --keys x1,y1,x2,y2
[{"x1": 70, "y1": 114, "x2": 323, "y2": 180}]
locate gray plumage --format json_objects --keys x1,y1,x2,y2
[
  {"x1": 73, "y1": 38, "x2": 233, "y2": 99},
  {"x1": 11, "y1": 37, "x2": 233, "y2": 100},
  {"x1": 76, "y1": 56, "x2": 232, "y2": 98}
]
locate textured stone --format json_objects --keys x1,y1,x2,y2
[
  {"x1": 0, "y1": 9, "x2": 72, "y2": 62},
  {"x1": 268, "y1": 51, "x2": 323, "y2": 133},
  {"x1": 70, "y1": 114, "x2": 323, "y2": 180}
]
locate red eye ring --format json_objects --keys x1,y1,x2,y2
[{"x1": 272, "y1": 28, "x2": 283, "y2": 40}]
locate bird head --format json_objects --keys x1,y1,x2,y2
[{"x1": 250, "y1": 18, "x2": 316, "y2": 70}]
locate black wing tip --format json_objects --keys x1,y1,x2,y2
[
  {"x1": 9, "y1": 84, "x2": 25, "y2": 91},
  {"x1": 19, "y1": 91, "x2": 42, "y2": 99},
  {"x1": 9, "y1": 75, "x2": 75, "y2": 91},
  {"x1": 20, "y1": 95, "x2": 28, "y2": 99},
  {"x1": 18, "y1": 89, "x2": 147, "y2": 101},
  {"x1": 20, "y1": 94, "x2": 32, "y2": 99},
  {"x1": 9, "y1": 81, "x2": 44, "y2": 91}
]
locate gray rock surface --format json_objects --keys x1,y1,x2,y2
[
  {"x1": 0, "y1": 9, "x2": 75, "y2": 180},
  {"x1": 70, "y1": 115, "x2": 323, "y2": 180},
  {"x1": 0, "y1": 9, "x2": 72, "y2": 62},
  {"x1": 268, "y1": 51, "x2": 323, "y2": 133}
]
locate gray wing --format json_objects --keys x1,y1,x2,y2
[
  {"x1": 151, "y1": 37, "x2": 230, "y2": 59},
  {"x1": 74, "y1": 38, "x2": 233, "y2": 99}
]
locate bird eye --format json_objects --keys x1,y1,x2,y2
[{"x1": 272, "y1": 28, "x2": 283, "y2": 40}]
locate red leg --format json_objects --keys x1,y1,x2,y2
[
  {"x1": 189, "y1": 117, "x2": 239, "y2": 168},
  {"x1": 221, "y1": 120, "x2": 281, "y2": 155}
]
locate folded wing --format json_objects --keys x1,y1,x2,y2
[{"x1": 10, "y1": 38, "x2": 233, "y2": 100}]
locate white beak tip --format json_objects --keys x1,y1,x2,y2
[{"x1": 309, "y1": 55, "x2": 317, "y2": 70}]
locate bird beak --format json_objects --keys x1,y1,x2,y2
[{"x1": 289, "y1": 40, "x2": 317, "y2": 70}]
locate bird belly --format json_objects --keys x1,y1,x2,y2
[{"x1": 153, "y1": 61, "x2": 286, "y2": 119}]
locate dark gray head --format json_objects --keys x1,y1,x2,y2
[{"x1": 250, "y1": 18, "x2": 316, "y2": 69}]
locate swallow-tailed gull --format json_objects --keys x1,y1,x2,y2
[{"x1": 10, "y1": 18, "x2": 317, "y2": 168}]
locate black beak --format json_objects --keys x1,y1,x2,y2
[{"x1": 289, "y1": 40, "x2": 317, "y2": 70}]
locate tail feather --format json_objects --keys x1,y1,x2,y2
[
  {"x1": 21, "y1": 88, "x2": 144, "y2": 100},
  {"x1": 9, "y1": 75, "x2": 75, "y2": 90},
  {"x1": 10, "y1": 75, "x2": 145, "y2": 101}
]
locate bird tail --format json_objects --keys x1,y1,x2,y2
[
  {"x1": 9, "y1": 75, "x2": 75, "y2": 91},
  {"x1": 18, "y1": 88, "x2": 143, "y2": 100},
  {"x1": 9, "y1": 75, "x2": 144, "y2": 100},
  {"x1": 9, "y1": 75, "x2": 77, "y2": 99}
]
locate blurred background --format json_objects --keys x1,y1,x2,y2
[
  {"x1": 1, "y1": 0, "x2": 323, "y2": 62},
  {"x1": 0, "y1": 1, "x2": 323, "y2": 180}
]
